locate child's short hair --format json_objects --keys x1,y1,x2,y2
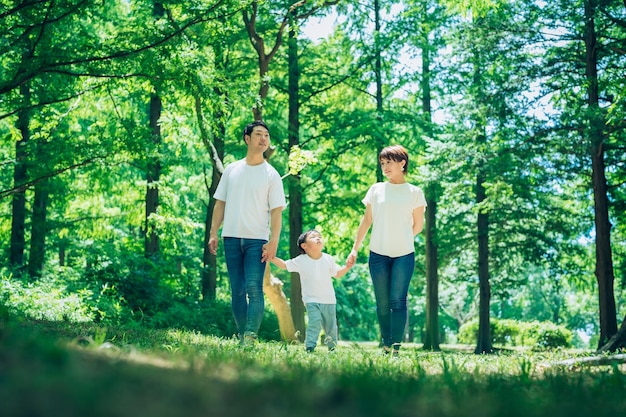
[{"x1": 297, "y1": 229, "x2": 320, "y2": 254}]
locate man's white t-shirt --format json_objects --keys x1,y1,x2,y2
[
  {"x1": 285, "y1": 253, "x2": 339, "y2": 304},
  {"x1": 213, "y1": 159, "x2": 286, "y2": 240},
  {"x1": 363, "y1": 182, "x2": 427, "y2": 258}
]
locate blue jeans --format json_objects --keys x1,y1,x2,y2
[
  {"x1": 368, "y1": 251, "x2": 415, "y2": 348},
  {"x1": 223, "y1": 237, "x2": 267, "y2": 336},
  {"x1": 305, "y1": 303, "x2": 338, "y2": 350}
]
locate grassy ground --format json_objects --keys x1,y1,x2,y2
[{"x1": 2, "y1": 318, "x2": 625, "y2": 417}]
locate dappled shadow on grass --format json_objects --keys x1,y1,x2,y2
[{"x1": 1, "y1": 318, "x2": 625, "y2": 417}]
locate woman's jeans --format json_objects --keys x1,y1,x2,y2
[
  {"x1": 223, "y1": 237, "x2": 267, "y2": 337},
  {"x1": 368, "y1": 251, "x2": 415, "y2": 348}
]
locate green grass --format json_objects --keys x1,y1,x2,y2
[{"x1": 2, "y1": 318, "x2": 625, "y2": 417}]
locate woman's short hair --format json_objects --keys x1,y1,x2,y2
[{"x1": 379, "y1": 145, "x2": 409, "y2": 174}]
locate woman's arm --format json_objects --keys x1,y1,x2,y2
[
  {"x1": 412, "y1": 205, "x2": 425, "y2": 235},
  {"x1": 347, "y1": 204, "x2": 373, "y2": 264}
]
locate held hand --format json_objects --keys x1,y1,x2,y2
[
  {"x1": 346, "y1": 250, "x2": 357, "y2": 266},
  {"x1": 261, "y1": 240, "x2": 278, "y2": 263},
  {"x1": 208, "y1": 236, "x2": 218, "y2": 255}
]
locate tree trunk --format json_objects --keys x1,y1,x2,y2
[
  {"x1": 373, "y1": 0, "x2": 385, "y2": 181},
  {"x1": 475, "y1": 170, "x2": 493, "y2": 354},
  {"x1": 10, "y1": 82, "x2": 30, "y2": 273},
  {"x1": 287, "y1": 12, "x2": 306, "y2": 341},
  {"x1": 420, "y1": 2, "x2": 440, "y2": 351},
  {"x1": 598, "y1": 314, "x2": 626, "y2": 353},
  {"x1": 28, "y1": 178, "x2": 49, "y2": 279},
  {"x1": 423, "y1": 186, "x2": 440, "y2": 350},
  {"x1": 203, "y1": 192, "x2": 218, "y2": 300},
  {"x1": 584, "y1": 0, "x2": 617, "y2": 348},
  {"x1": 145, "y1": 2, "x2": 163, "y2": 259},
  {"x1": 145, "y1": 93, "x2": 161, "y2": 258},
  {"x1": 201, "y1": 42, "x2": 227, "y2": 301}
]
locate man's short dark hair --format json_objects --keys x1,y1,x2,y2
[{"x1": 243, "y1": 120, "x2": 270, "y2": 141}]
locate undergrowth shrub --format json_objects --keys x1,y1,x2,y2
[
  {"x1": 0, "y1": 274, "x2": 94, "y2": 322},
  {"x1": 0, "y1": 268, "x2": 281, "y2": 341},
  {"x1": 458, "y1": 318, "x2": 573, "y2": 350},
  {"x1": 335, "y1": 265, "x2": 378, "y2": 341}
]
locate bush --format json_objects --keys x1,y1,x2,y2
[
  {"x1": 335, "y1": 265, "x2": 378, "y2": 341},
  {"x1": 0, "y1": 274, "x2": 94, "y2": 323},
  {"x1": 148, "y1": 299, "x2": 281, "y2": 342},
  {"x1": 458, "y1": 318, "x2": 572, "y2": 350}
]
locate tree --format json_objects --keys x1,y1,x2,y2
[{"x1": 538, "y1": 0, "x2": 626, "y2": 350}]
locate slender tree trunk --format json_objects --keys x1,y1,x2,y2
[
  {"x1": 469, "y1": 10, "x2": 493, "y2": 354},
  {"x1": 287, "y1": 15, "x2": 305, "y2": 341},
  {"x1": 373, "y1": 0, "x2": 384, "y2": 182},
  {"x1": 145, "y1": 93, "x2": 161, "y2": 258},
  {"x1": 475, "y1": 170, "x2": 493, "y2": 354},
  {"x1": 10, "y1": 82, "x2": 30, "y2": 273},
  {"x1": 145, "y1": 2, "x2": 164, "y2": 258},
  {"x1": 584, "y1": 0, "x2": 617, "y2": 348},
  {"x1": 28, "y1": 178, "x2": 49, "y2": 278},
  {"x1": 419, "y1": 2, "x2": 440, "y2": 351},
  {"x1": 423, "y1": 186, "x2": 440, "y2": 350},
  {"x1": 201, "y1": 43, "x2": 227, "y2": 301}
]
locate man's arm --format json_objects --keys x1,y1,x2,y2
[
  {"x1": 208, "y1": 200, "x2": 225, "y2": 255},
  {"x1": 262, "y1": 206, "x2": 284, "y2": 262}
]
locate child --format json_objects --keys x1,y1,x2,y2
[{"x1": 270, "y1": 230, "x2": 354, "y2": 352}]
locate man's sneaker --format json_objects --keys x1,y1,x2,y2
[
  {"x1": 243, "y1": 332, "x2": 258, "y2": 346},
  {"x1": 305, "y1": 347, "x2": 315, "y2": 353}
]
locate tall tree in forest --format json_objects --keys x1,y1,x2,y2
[
  {"x1": 404, "y1": 0, "x2": 448, "y2": 351},
  {"x1": 539, "y1": 0, "x2": 625, "y2": 350},
  {"x1": 10, "y1": 81, "x2": 30, "y2": 273},
  {"x1": 373, "y1": 0, "x2": 385, "y2": 182},
  {"x1": 583, "y1": 0, "x2": 617, "y2": 349},
  {"x1": 286, "y1": 10, "x2": 306, "y2": 339},
  {"x1": 144, "y1": 1, "x2": 165, "y2": 259},
  {"x1": 198, "y1": 42, "x2": 227, "y2": 301},
  {"x1": 439, "y1": 0, "x2": 550, "y2": 353},
  {"x1": 469, "y1": 10, "x2": 493, "y2": 354}
]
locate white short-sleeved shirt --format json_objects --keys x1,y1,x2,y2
[
  {"x1": 213, "y1": 159, "x2": 286, "y2": 240},
  {"x1": 363, "y1": 182, "x2": 427, "y2": 257},
  {"x1": 285, "y1": 253, "x2": 339, "y2": 304}
]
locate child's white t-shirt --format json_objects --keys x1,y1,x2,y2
[
  {"x1": 363, "y1": 182, "x2": 427, "y2": 257},
  {"x1": 284, "y1": 253, "x2": 339, "y2": 304},
  {"x1": 213, "y1": 159, "x2": 286, "y2": 240}
]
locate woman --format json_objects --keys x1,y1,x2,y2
[{"x1": 348, "y1": 145, "x2": 426, "y2": 356}]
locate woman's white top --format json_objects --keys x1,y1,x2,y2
[{"x1": 362, "y1": 182, "x2": 427, "y2": 257}]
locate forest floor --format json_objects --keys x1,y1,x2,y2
[{"x1": 2, "y1": 318, "x2": 625, "y2": 417}]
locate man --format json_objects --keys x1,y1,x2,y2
[{"x1": 208, "y1": 120, "x2": 286, "y2": 345}]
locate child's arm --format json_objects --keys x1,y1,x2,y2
[
  {"x1": 334, "y1": 256, "x2": 355, "y2": 279},
  {"x1": 270, "y1": 256, "x2": 288, "y2": 270}
]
